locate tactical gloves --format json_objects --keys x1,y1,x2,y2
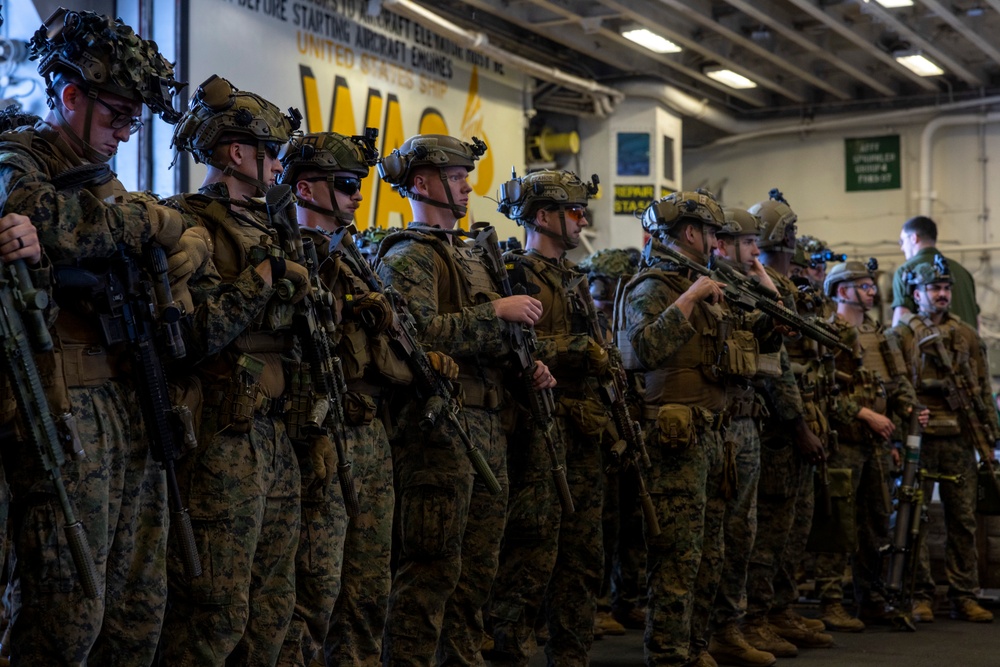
[
  {"x1": 344, "y1": 292, "x2": 394, "y2": 332},
  {"x1": 427, "y1": 351, "x2": 459, "y2": 381},
  {"x1": 167, "y1": 227, "x2": 214, "y2": 313}
]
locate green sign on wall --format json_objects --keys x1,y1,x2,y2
[{"x1": 845, "y1": 135, "x2": 901, "y2": 191}]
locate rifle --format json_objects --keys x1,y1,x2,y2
[
  {"x1": 884, "y1": 406, "x2": 925, "y2": 632},
  {"x1": 266, "y1": 185, "x2": 360, "y2": 518},
  {"x1": 334, "y1": 225, "x2": 501, "y2": 495},
  {"x1": 0, "y1": 259, "x2": 100, "y2": 597},
  {"x1": 817, "y1": 352, "x2": 841, "y2": 519},
  {"x1": 59, "y1": 246, "x2": 203, "y2": 579},
  {"x1": 919, "y1": 330, "x2": 1000, "y2": 499},
  {"x1": 473, "y1": 223, "x2": 574, "y2": 514},
  {"x1": 574, "y1": 276, "x2": 659, "y2": 536},
  {"x1": 646, "y1": 243, "x2": 851, "y2": 354}
]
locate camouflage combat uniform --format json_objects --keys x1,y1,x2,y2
[
  {"x1": 489, "y1": 249, "x2": 608, "y2": 665},
  {"x1": 277, "y1": 225, "x2": 397, "y2": 667},
  {"x1": 745, "y1": 268, "x2": 812, "y2": 622},
  {"x1": 813, "y1": 315, "x2": 918, "y2": 608},
  {"x1": 893, "y1": 310, "x2": 999, "y2": 606},
  {"x1": 621, "y1": 239, "x2": 770, "y2": 666},
  {"x1": 158, "y1": 182, "x2": 301, "y2": 666},
  {"x1": 377, "y1": 223, "x2": 512, "y2": 666},
  {"x1": 0, "y1": 120, "x2": 175, "y2": 665}
]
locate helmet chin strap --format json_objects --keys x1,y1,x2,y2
[
  {"x1": 53, "y1": 99, "x2": 114, "y2": 164},
  {"x1": 404, "y1": 169, "x2": 467, "y2": 219},
  {"x1": 526, "y1": 210, "x2": 576, "y2": 249},
  {"x1": 206, "y1": 141, "x2": 270, "y2": 197},
  {"x1": 833, "y1": 286, "x2": 866, "y2": 309},
  {"x1": 297, "y1": 178, "x2": 353, "y2": 227}
]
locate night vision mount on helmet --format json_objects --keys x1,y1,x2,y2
[
  {"x1": 497, "y1": 169, "x2": 598, "y2": 248},
  {"x1": 171, "y1": 74, "x2": 301, "y2": 196},
  {"x1": 749, "y1": 188, "x2": 797, "y2": 254}
]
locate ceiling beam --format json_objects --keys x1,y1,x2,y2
[
  {"x1": 782, "y1": 0, "x2": 938, "y2": 92},
  {"x1": 913, "y1": 0, "x2": 1000, "y2": 68},
  {"x1": 720, "y1": 0, "x2": 896, "y2": 97}
]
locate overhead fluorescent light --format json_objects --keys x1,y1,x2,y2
[
  {"x1": 621, "y1": 28, "x2": 681, "y2": 54},
  {"x1": 873, "y1": 0, "x2": 914, "y2": 7},
  {"x1": 894, "y1": 51, "x2": 944, "y2": 77},
  {"x1": 704, "y1": 67, "x2": 758, "y2": 89}
]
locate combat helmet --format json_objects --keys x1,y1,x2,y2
[
  {"x1": 28, "y1": 8, "x2": 184, "y2": 162},
  {"x1": 717, "y1": 207, "x2": 763, "y2": 268},
  {"x1": 172, "y1": 74, "x2": 301, "y2": 196},
  {"x1": 749, "y1": 188, "x2": 797, "y2": 254},
  {"x1": 640, "y1": 189, "x2": 724, "y2": 263},
  {"x1": 824, "y1": 259, "x2": 877, "y2": 299},
  {"x1": 906, "y1": 254, "x2": 953, "y2": 288},
  {"x1": 800, "y1": 235, "x2": 846, "y2": 268},
  {"x1": 377, "y1": 134, "x2": 487, "y2": 218},
  {"x1": 497, "y1": 169, "x2": 599, "y2": 248},
  {"x1": 280, "y1": 129, "x2": 379, "y2": 226},
  {"x1": 579, "y1": 248, "x2": 636, "y2": 301}
]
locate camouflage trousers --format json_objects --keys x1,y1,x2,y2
[
  {"x1": 278, "y1": 417, "x2": 394, "y2": 667},
  {"x1": 914, "y1": 435, "x2": 980, "y2": 603},
  {"x1": 383, "y1": 405, "x2": 508, "y2": 667},
  {"x1": 745, "y1": 441, "x2": 812, "y2": 619},
  {"x1": 814, "y1": 439, "x2": 892, "y2": 604},
  {"x1": 711, "y1": 417, "x2": 760, "y2": 629},
  {"x1": 643, "y1": 414, "x2": 725, "y2": 667},
  {"x1": 158, "y1": 413, "x2": 301, "y2": 667},
  {"x1": 490, "y1": 398, "x2": 605, "y2": 666},
  {"x1": 9, "y1": 380, "x2": 168, "y2": 666}
]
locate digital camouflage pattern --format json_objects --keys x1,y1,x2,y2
[
  {"x1": 490, "y1": 250, "x2": 607, "y2": 666},
  {"x1": 893, "y1": 310, "x2": 994, "y2": 605},
  {"x1": 813, "y1": 315, "x2": 918, "y2": 606},
  {"x1": 278, "y1": 227, "x2": 395, "y2": 667},
  {"x1": 377, "y1": 225, "x2": 512, "y2": 665},
  {"x1": 8, "y1": 381, "x2": 167, "y2": 665},
  {"x1": 620, "y1": 261, "x2": 727, "y2": 666},
  {"x1": 158, "y1": 184, "x2": 302, "y2": 666},
  {"x1": 0, "y1": 111, "x2": 179, "y2": 664}
]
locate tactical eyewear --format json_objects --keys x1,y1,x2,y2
[
  {"x1": 94, "y1": 96, "x2": 143, "y2": 134},
  {"x1": 301, "y1": 176, "x2": 363, "y2": 196},
  {"x1": 848, "y1": 282, "x2": 878, "y2": 294},
  {"x1": 264, "y1": 142, "x2": 284, "y2": 160},
  {"x1": 552, "y1": 205, "x2": 588, "y2": 222}
]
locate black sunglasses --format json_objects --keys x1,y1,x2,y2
[
  {"x1": 94, "y1": 96, "x2": 143, "y2": 134},
  {"x1": 301, "y1": 175, "x2": 362, "y2": 196}
]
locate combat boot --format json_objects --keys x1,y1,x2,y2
[
  {"x1": 691, "y1": 650, "x2": 719, "y2": 667},
  {"x1": 707, "y1": 623, "x2": 776, "y2": 667},
  {"x1": 911, "y1": 599, "x2": 935, "y2": 623},
  {"x1": 819, "y1": 602, "x2": 865, "y2": 632},
  {"x1": 741, "y1": 617, "x2": 797, "y2": 658},
  {"x1": 594, "y1": 610, "x2": 626, "y2": 636},
  {"x1": 768, "y1": 607, "x2": 825, "y2": 632},
  {"x1": 766, "y1": 610, "x2": 834, "y2": 648},
  {"x1": 950, "y1": 598, "x2": 994, "y2": 622}
]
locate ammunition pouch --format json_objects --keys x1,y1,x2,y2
[
  {"x1": 455, "y1": 371, "x2": 504, "y2": 410},
  {"x1": 719, "y1": 329, "x2": 758, "y2": 379},
  {"x1": 557, "y1": 395, "x2": 610, "y2": 440},
  {"x1": 338, "y1": 323, "x2": 371, "y2": 382},
  {"x1": 343, "y1": 390, "x2": 376, "y2": 426},
  {"x1": 924, "y1": 416, "x2": 962, "y2": 437},
  {"x1": 755, "y1": 351, "x2": 782, "y2": 379},
  {"x1": 210, "y1": 353, "x2": 265, "y2": 434},
  {"x1": 650, "y1": 403, "x2": 695, "y2": 450},
  {"x1": 806, "y1": 467, "x2": 856, "y2": 553}
]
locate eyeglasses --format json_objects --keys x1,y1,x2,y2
[
  {"x1": 264, "y1": 142, "x2": 283, "y2": 160},
  {"x1": 849, "y1": 282, "x2": 878, "y2": 294},
  {"x1": 548, "y1": 205, "x2": 588, "y2": 222},
  {"x1": 301, "y1": 176, "x2": 362, "y2": 196},
  {"x1": 94, "y1": 96, "x2": 143, "y2": 134}
]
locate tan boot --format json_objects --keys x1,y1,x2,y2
[
  {"x1": 912, "y1": 599, "x2": 935, "y2": 623},
  {"x1": 692, "y1": 650, "x2": 719, "y2": 667},
  {"x1": 769, "y1": 607, "x2": 825, "y2": 632},
  {"x1": 819, "y1": 602, "x2": 865, "y2": 632},
  {"x1": 708, "y1": 623, "x2": 776, "y2": 667},
  {"x1": 950, "y1": 598, "x2": 994, "y2": 622},
  {"x1": 767, "y1": 609, "x2": 834, "y2": 648},
  {"x1": 594, "y1": 610, "x2": 627, "y2": 636},
  {"x1": 741, "y1": 617, "x2": 797, "y2": 658}
]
